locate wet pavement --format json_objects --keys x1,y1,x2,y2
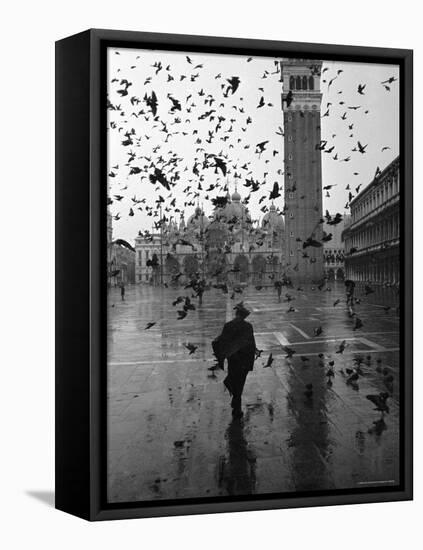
[{"x1": 107, "y1": 281, "x2": 400, "y2": 503}]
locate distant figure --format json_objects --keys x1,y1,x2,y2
[
  {"x1": 212, "y1": 303, "x2": 256, "y2": 418},
  {"x1": 344, "y1": 279, "x2": 355, "y2": 315},
  {"x1": 197, "y1": 279, "x2": 206, "y2": 305},
  {"x1": 274, "y1": 280, "x2": 283, "y2": 302},
  {"x1": 120, "y1": 283, "x2": 125, "y2": 301},
  {"x1": 192, "y1": 274, "x2": 206, "y2": 305}
]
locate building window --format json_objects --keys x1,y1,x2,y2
[
  {"x1": 288, "y1": 115, "x2": 292, "y2": 122},
  {"x1": 296, "y1": 76, "x2": 302, "y2": 90},
  {"x1": 289, "y1": 212, "x2": 294, "y2": 218},
  {"x1": 290, "y1": 231, "x2": 294, "y2": 237},
  {"x1": 289, "y1": 76, "x2": 295, "y2": 90},
  {"x1": 289, "y1": 192, "x2": 294, "y2": 199},
  {"x1": 302, "y1": 75, "x2": 308, "y2": 90},
  {"x1": 309, "y1": 76, "x2": 314, "y2": 90},
  {"x1": 288, "y1": 153, "x2": 293, "y2": 160},
  {"x1": 288, "y1": 135, "x2": 293, "y2": 141},
  {"x1": 290, "y1": 250, "x2": 294, "y2": 256}
]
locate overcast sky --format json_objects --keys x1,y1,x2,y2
[{"x1": 107, "y1": 47, "x2": 399, "y2": 243}]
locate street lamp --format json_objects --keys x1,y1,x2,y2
[
  {"x1": 200, "y1": 208, "x2": 206, "y2": 279},
  {"x1": 159, "y1": 205, "x2": 164, "y2": 285}
]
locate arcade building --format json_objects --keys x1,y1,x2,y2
[{"x1": 342, "y1": 156, "x2": 400, "y2": 284}]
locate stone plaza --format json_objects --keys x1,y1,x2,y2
[{"x1": 107, "y1": 282, "x2": 400, "y2": 503}]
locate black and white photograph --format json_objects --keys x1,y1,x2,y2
[
  {"x1": 1, "y1": 0, "x2": 420, "y2": 542},
  {"x1": 0, "y1": 0, "x2": 423, "y2": 550},
  {"x1": 106, "y1": 46, "x2": 403, "y2": 505}
]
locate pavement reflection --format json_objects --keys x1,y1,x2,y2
[
  {"x1": 107, "y1": 281, "x2": 400, "y2": 503},
  {"x1": 219, "y1": 418, "x2": 256, "y2": 496}
]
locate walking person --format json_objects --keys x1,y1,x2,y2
[
  {"x1": 120, "y1": 282, "x2": 125, "y2": 301},
  {"x1": 212, "y1": 302, "x2": 256, "y2": 419},
  {"x1": 344, "y1": 279, "x2": 355, "y2": 316},
  {"x1": 274, "y1": 280, "x2": 283, "y2": 302},
  {"x1": 196, "y1": 277, "x2": 206, "y2": 306},
  {"x1": 192, "y1": 273, "x2": 206, "y2": 305}
]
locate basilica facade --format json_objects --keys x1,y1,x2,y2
[{"x1": 134, "y1": 188, "x2": 285, "y2": 286}]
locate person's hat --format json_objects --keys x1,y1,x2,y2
[{"x1": 233, "y1": 301, "x2": 250, "y2": 318}]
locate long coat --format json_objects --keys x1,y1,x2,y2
[{"x1": 212, "y1": 318, "x2": 256, "y2": 372}]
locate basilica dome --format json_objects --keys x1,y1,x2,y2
[
  {"x1": 231, "y1": 188, "x2": 241, "y2": 202},
  {"x1": 262, "y1": 203, "x2": 285, "y2": 232},
  {"x1": 186, "y1": 205, "x2": 210, "y2": 230},
  {"x1": 213, "y1": 187, "x2": 251, "y2": 224}
]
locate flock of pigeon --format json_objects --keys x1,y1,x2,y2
[
  {"x1": 107, "y1": 50, "x2": 397, "y2": 248},
  {"x1": 108, "y1": 49, "x2": 399, "y2": 432}
]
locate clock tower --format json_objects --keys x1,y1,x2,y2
[{"x1": 281, "y1": 59, "x2": 324, "y2": 283}]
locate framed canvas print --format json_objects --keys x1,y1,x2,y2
[{"x1": 55, "y1": 29, "x2": 413, "y2": 521}]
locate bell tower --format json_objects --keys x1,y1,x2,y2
[{"x1": 281, "y1": 59, "x2": 324, "y2": 283}]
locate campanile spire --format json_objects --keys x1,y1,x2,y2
[{"x1": 281, "y1": 59, "x2": 324, "y2": 282}]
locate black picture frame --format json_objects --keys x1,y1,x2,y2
[{"x1": 55, "y1": 28, "x2": 413, "y2": 521}]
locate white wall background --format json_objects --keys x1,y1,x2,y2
[{"x1": 0, "y1": 1, "x2": 420, "y2": 548}]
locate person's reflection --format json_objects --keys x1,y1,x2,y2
[
  {"x1": 219, "y1": 418, "x2": 256, "y2": 495},
  {"x1": 287, "y1": 362, "x2": 332, "y2": 490}
]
